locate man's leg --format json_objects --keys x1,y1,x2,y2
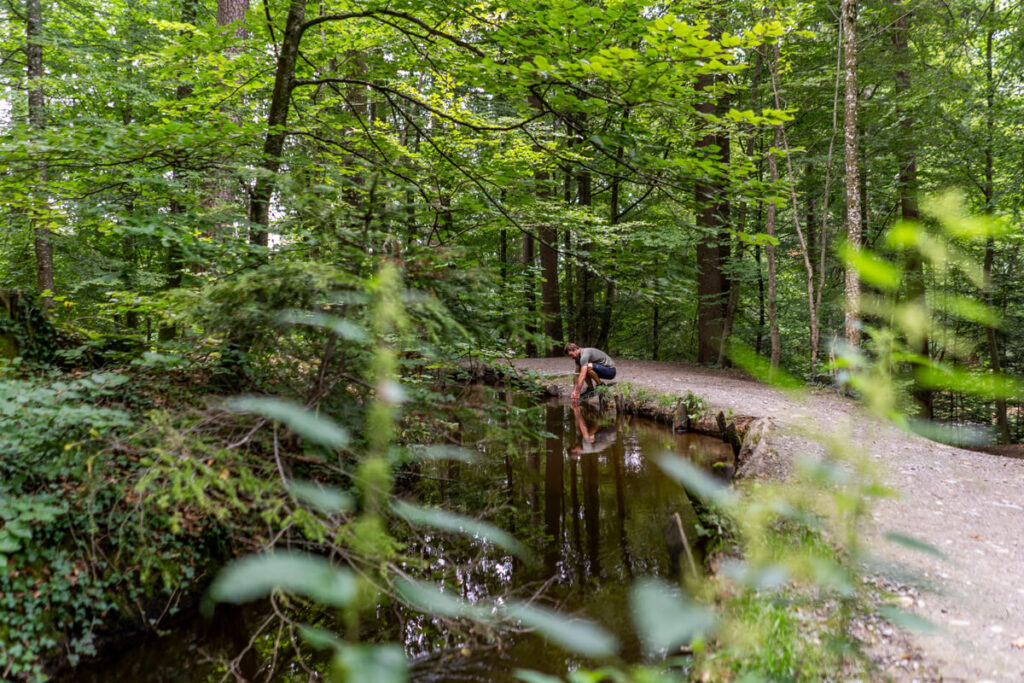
[{"x1": 586, "y1": 367, "x2": 602, "y2": 387}]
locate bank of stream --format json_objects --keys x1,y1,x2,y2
[{"x1": 68, "y1": 395, "x2": 735, "y2": 681}]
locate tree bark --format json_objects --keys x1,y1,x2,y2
[
  {"x1": 981, "y1": 9, "x2": 1010, "y2": 443},
  {"x1": 574, "y1": 114, "x2": 595, "y2": 345},
  {"x1": 523, "y1": 232, "x2": 537, "y2": 356},
  {"x1": 530, "y1": 95, "x2": 563, "y2": 355},
  {"x1": 891, "y1": 0, "x2": 931, "y2": 418},
  {"x1": 695, "y1": 72, "x2": 730, "y2": 363},
  {"x1": 766, "y1": 123, "x2": 781, "y2": 370},
  {"x1": 27, "y1": 0, "x2": 54, "y2": 306},
  {"x1": 769, "y1": 43, "x2": 819, "y2": 373},
  {"x1": 249, "y1": 0, "x2": 306, "y2": 247},
  {"x1": 842, "y1": 0, "x2": 862, "y2": 348}
]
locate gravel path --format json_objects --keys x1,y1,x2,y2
[{"x1": 509, "y1": 357, "x2": 1024, "y2": 682}]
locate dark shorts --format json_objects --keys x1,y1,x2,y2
[{"x1": 591, "y1": 363, "x2": 616, "y2": 380}]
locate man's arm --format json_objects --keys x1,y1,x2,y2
[{"x1": 571, "y1": 363, "x2": 589, "y2": 403}]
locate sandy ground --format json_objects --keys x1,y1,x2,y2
[{"x1": 509, "y1": 357, "x2": 1024, "y2": 682}]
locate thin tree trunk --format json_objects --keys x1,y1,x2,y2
[
  {"x1": 766, "y1": 123, "x2": 781, "y2": 370},
  {"x1": 159, "y1": 0, "x2": 197, "y2": 342},
  {"x1": 982, "y1": 10, "x2": 1009, "y2": 443},
  {"x1": 652, "y1": 304, "x2": 660, "y2": 361},
  {"x1": 249, "y1": 0, "x2": 307, "y2": 246},
  {"x1": 523, "y1": 232, "x2": 537, "y2": 356},
  {"x1": 597, "y1": 112, "x2": 628, "y2": 350},
  {"x1": 27, "y1": 0, "x2": 54, "y2": 306},
  {"x1": 717, "y1": 50, "x2": 763, "y2": 366},
  {"x1": 892, "y1": 0, "x2": 931, "y2": 418},
  {"x1": 770, "y1": 43, "x2": 819, "y2": 373},
  {"x1": 842, "y1": 0, "x2": 862, "y2": 347},
  {"x1": 575, "y1": 114, "x2": 595, "y2": 345}
]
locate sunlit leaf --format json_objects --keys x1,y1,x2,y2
[
  {"x1": 840, "y1": 243, "x2": 902, "y2": 291},
  {"x1": 932, "y1": 295, "x2": 1001, "y2": 328},
  {"x1": 917, "y1": 366, "x2": 1024, "y2": 400},
  {"x1": 279, "y1": 311, "x2": 368, "y2": 342},
  {"x1": 207, "y1": 551, "x2": 356, "y2": 607},
  {"x1": 391, "y1": 500, "x2": 532, "y2": 560},
  {"x1": 728, "y1": 340, "x2": 802, "y2": 388},
  {"x1": 630, "y1": 578, "x2": 717, "y2": 653},
  {"x1": 501, "y1": 602, "x2": 618, "y2": 658},
  {"x1": 227, "y1": 397, "x2": 349, "y2": 449}
]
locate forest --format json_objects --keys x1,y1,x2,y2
[{"x1": 1, "y1": 0, "x2": 1022, "y2": 679}]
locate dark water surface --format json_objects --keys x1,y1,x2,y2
[{"x1": 67, "y1": 398, "x2": 733, "y2": 682}]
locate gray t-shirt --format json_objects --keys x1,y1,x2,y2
[
  {"x1": 578, "y1": 347, "x2": 614, "y2": 369},
  {"x1": 580, "y1": 427, "x2": 618, "y2": 455}
]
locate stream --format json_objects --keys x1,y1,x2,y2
[{"x1": 66, "y1": 397, "x2": 734, "y2": 681}]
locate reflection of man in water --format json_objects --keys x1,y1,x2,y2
[
  {"x1": 569, "y1": 403, "x2": 624, "y2": 457},
  {"x1": 564, "y1": 343, "x2": 616, "y2": 405}
]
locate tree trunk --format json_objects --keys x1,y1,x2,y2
[
  {"x1": 766, "y1": 123, "x2": 781, "y2": 370},
  {"x1": 531, "y1": 95, "x2": 563, "y2": 355},
  {"x1": 596, "y1": 113, "x2": 628, "y2": 350},
  {"x1": 842, "y1": 0, "x2": 862, "y2": 348},
  {"x1": 206, "y1": 0, "x2": 250, "y2": 226},
  {"x1": 769, "y1": 42, "x2": 819, "y2": 373},
  {"x1": 159, "y1": 0, "x2": 197, "y2": 342},
  {"x1": 891, "y1": 0, "x2": 931, "y2": 418},
  {"x1": 218, "y1": 0, "x2": 249, "y2": 33},
  {"x1": 575, "y1": 115, "x2": 595, "y2": 345},
  {"x1": 523, "y1": 232, "x2": 537, "y2": 356},
  {"x1": 695, "y1": 72, "x2": 730, "y2": 363},
  {"x1": 27, "y1": 0, "x2": 54, "y2": 306},
  {"x1": 249, "y1": 0, "x2": 306, "y2": 247},
  {"x1": 981, "y1": 10, "x2": 1009, "y2": 443},
  {"x1": 717, "y1": 50, "x2": 764, "y2": 366}
]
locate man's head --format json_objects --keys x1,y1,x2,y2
[{"x1": 564, "y1": 342, "x2": 580, "y2": 359}]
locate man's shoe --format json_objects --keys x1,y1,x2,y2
[{"x1": 580, "y1": 387, "x2": 599, "y2": 400}]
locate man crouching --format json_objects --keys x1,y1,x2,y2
[{"x1": 564, "y1": 343, "x2": 616, "y2": 405}]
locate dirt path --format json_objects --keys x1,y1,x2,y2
[{"x1": 510, "y1": 357, "x2": 1024, "y2": 682}]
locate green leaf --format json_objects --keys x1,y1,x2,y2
[
  {"x1": 514, "y1": 671, "x2": 564, "y2": 683},
  {"x1": 299, "y1": 625, "x2": 345, "y2": 651},
  {"x1": 877, "y1": 605, "x2": 938, "y2": 634},
  {"x1": 391, "y1": 500, "x2": 532, "y2": 561},
  {"x1": 279, "y1": 311, "x2": 368, "y2": 343},
  {"x1": 728, "y1": 340, "x2": 803, "y2": 389},
  {"x1": 408, "y1": 445, "x2": 478, "y2": 463},
  {"x1": 883, "y1": 532, "x2": 947, "y2": 560},
  {"x1": 840, "y1": 244, "x2": 902, "y2": 291},
  {"x1": 500, "y1": 602, "x2": 618, "y2": 658},
  {"x1": 630, "y1": 578, "x2": 717, "y2": 653},
  {"x1": 0, "y1": 532, "x2": 22, "y2": 554},
  {"x1": 227, "y1": 397, "x2": 349, "y2": 449},
  {"x1": 288, "y1": 480, "x2": 354, "y2": 513},
  {"x1": 394, "y1": 578, "x2": 493, "y2": 622},
  {"x1": 207, "y1": 551, "x2": 357, "y2": 607},
  {"x1": 656, "y1": 455, "x2": 737, "y2": 509},
  {"x1": 334, "y1": 644, "x2": 407, "y2": 683}
]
